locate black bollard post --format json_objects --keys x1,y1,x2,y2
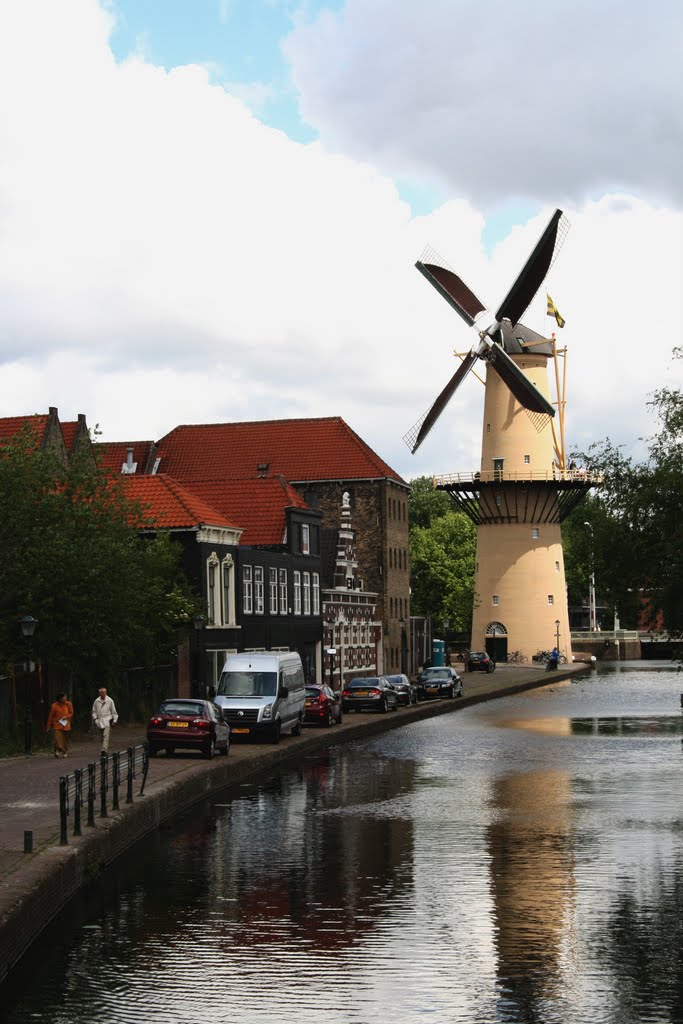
[
  {"x1": 99, "y1": 753, "x2": 108, "y2": 818},
  {"x1": 140, "y1": 742, "x2": 150, "y2": 797},
  {"x1": 59, "y1": 777, "x2": 68, "y2": 846},
  {"x1": 24, "y1": 830, "x2": 33, "y2": 854},
  {"x1": 112, "y1": 751, "x2": 120, "y2": 811},
  {"x1": 126, "y1": 747, "x2": 134, "y2": 804},
  {"x1": 73, "y1": 768, "x2": 82, "y2": 836},
  {"x1": 87, "y1": 762, "x2": 96, "y2": 828}
]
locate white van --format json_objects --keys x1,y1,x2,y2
[{"x1": 214, "y1": 651, "x2": 306, "y2": 744}]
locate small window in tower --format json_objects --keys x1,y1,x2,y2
[
  {"x1": 555, "y1": 561, "x2": 560, "y2": 572},
  {"x1": 548, "y1": 594, "x2": 554, "y2": 605},
  {"x1": 487, "y1": 423, "x2": 491, "y2": 433},
  {"x1": 492, "y1": 595, "x2": 500, "y2": 606},
  {"x1": 532, "y1": 527, "x2": 539, "y2": 539},
  {"x1": 524, "y1": 455, "x2": 530, "y2": 464},
  {"x1": 495, "y1": 494, "x2": 501, "y2": 506}
]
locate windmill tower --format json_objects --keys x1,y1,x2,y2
[{"x1": 406, "y1": 210, "x2": 594, "y2": 663}]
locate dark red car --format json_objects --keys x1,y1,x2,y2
[
  {"x1": 147, "y1": 699, "x2": 230, "y2": 759},
  {"x1": 303, "y1": 685, "x2": 343, "y2": 727}
]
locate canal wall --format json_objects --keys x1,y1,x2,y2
[{"x1": 0, "y1": 663, "x2": 588, "y2": 984}]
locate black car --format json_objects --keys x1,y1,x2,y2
[
  {"x1": 417, "y1": 666, "x2": 463, "y2": 700},
  {"x1": 341, "y1": 677, "x2": 399, "y2": 713},
  {"x1": 384, "y1": 674, "x2": 418, "y2": 706},
  {"x1": 467, "y1": 651, "x2": 495, "y2": 673}
]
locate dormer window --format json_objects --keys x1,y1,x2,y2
[{"x1": 257, "y1": 463, "x2": 269, "y2": 478}]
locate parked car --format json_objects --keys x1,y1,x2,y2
[
  {"x1": 304, "y1": 684, "x2": 343, "y2": 727},
  {"x1": 341, "y1": 677, "x2": 399, "y2": 714},
  {"x1": 417, "y1": 666, "x2": 463, "y2": 700},
  {"x1": 467, "y1": 651, "x2": 495, "y2": 673},
  {"x1": 384, "y1": 673, "x2": 418, "y2": 706},
  {"x1": 147, "y1": 699, "x2": 230, "y2": 759}
]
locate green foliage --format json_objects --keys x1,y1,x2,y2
[
  {"x1": 0, "y1": 428, "x2": 196, "y2": 686},
  {"x1": 409, "y1": 478, "x2": 476, "y2": 630},
  {"x1": 567, "y1": 348, "x2": 683, "y2": 630}
]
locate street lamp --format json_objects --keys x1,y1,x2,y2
[
  {"x1": 20, "y1": 615, "x2": 38, "y2": 756},
  {"x1": 193, "y1": 614, "x2": 206, "y2": 698},
  {"x1": 584, "y1": 522, "x2": 597, "y2": 631},
  {"x1": 555, "y1": 618, "x2": 561, "y2": 651},
  {"x1": 399, "y1": 617, "x2": 408, "y2": 676},
  {"x1": 326, "y1": 647, "x2": 336, "y2": 690}
]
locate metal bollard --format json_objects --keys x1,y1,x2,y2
[
  {"x1": 112, "y1": 751, "x2": 120, "y2": 811},
  {"x1": 73, "y1": 769, "x2": 82, "y2": 836},
  {"x1": 87, "y1": 762, "x2": 96, "y2": 827},
  {"x1": 24, "y1": 830, "x2": 33, "y2": 854},
  {"x1": 59, "y1": 777, "x2": 68, "y2": 845},
  {"x1": 140, "y1": 742, "x2": 150, "y2": 796},
  {"x1": 126, "y1": 746, "x2": 134, "y2": 804},
  {"x1": 99, "y1": 753, "x2": 108, "y2": 818}
]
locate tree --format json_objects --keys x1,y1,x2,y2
[
  {"x1": 0, "y1": 429, "x2": 196, "y2": 698},
  {"x1": 567, "y1": 348, "x2": 683, "y2": 630},
  {"x1": 409, "y1": 476, "x2": 476, "y2": 631}
]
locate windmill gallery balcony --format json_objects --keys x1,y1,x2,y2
[{"x1": 433, "y1": 468, "x2": 600, "y2": 526}]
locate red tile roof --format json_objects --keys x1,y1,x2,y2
[
  {"x1": 0, "y1": 415, "x2": 48, "y2": 448},
  {"x1": 188, "y1": 477, "x2": 310, "y2": 546},
  {"x1": 153, "y1": 417, "x2": 406, "y2": 485},
  {"x1": 95, "y1": 441, "x2": 156, "y2": 474},
  {"x1": 121, "y1": 474, "x2": 242, "y2": 533}
]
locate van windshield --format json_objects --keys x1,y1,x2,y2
[{"x1": 217, "y1": 671, "x2": 277, "y2": 698}]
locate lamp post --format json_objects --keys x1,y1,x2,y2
[
  {"x1": 584, "y1": 521, "x2": 597, "y2": 631},
  {"x1": 193, "y1": 614, "x2": 206, "y2": 698},
  {"x1": 326, "y1": 647, "x2": 336, "y2": 690},
  {"x1": 20, "y1": 615, "x2": 37, "y2": 756},
  {"x1": 399, "y1": 617, "x2": 408, "y2": 676},
  {"x1": 555, "y1": 618, "x2": 560, "y2": 652}
]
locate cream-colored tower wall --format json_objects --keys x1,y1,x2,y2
[
  {"x1": 471, "y1": 353, "x2": 573, "y2": 661},
  {"x1": 481, "y1": 353, "x2": 554, "y2": 475},
  {"x1": 472, "y1": 523, "x2": 572, "y2": 661}
]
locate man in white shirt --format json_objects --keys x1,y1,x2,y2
[{"x1": 92, "y1": 687, "x2": 119, "y2": 755}]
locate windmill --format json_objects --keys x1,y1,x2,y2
[{"x1": 408, "y1": 209, "x2": 594, "y2": 663}]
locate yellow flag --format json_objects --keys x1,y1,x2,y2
[{"x1": 547, "y1": 293, "x2": 565, "y2": 328}]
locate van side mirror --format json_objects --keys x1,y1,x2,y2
[{"x1": 279, "y1": 686, "x2": 289, "y2": 698}]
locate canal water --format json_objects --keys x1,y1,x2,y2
[{"x1": 6, "y1": 664, "x2": 683, "y2": 1024}]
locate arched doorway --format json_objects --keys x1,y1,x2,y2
[{"x1": 485, "y1": 621, "x2": 508, "y2": 663}]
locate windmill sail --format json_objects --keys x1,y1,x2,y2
[{"x1": 495, "y1": 209, "x2": 569, "y2": 327}]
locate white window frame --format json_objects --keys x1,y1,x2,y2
[
  {"x1": 207, "y1": 554, "x2": 219, "y2": 625},
  {"x1": 254, "y1": 565, "x2": 264, "y2": 615},
  {"x1": 301, "y1": 523, "x2": 310, "y2": 555},
  {"x1": 532, "y1": 527, "x2": 539, "y2": 539},
  {"x1": 243, "y1": 565, "x2": 253, "y2": 614},
  {"x1": 269, "y1": 567, "x2": 278, "y2": 614},
  {"x1": 293, "y1": 570, "x2": 301, "y2": 615},
  {"x1": 548, "y1": 594, "x2": 554, "y2": 605},
  {"x1": 221, "y1": 555, "x2": 235, "y2": 626},
  {"x1": 492, "y1": 595, "x2": 500, "y2": 606},
  {"x1": 312, "y1": 572, "x2": 320, "y2": 615},
  {"x1": 279, "y1": 568, "x2": 288, "y2": 614},
  {"x1": 303, "y1": 571, "x2": 311, "y2": 615}
]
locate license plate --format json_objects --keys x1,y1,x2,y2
[
  {"x1": 305, "y1": 700, "x2": 314, "y2": 706},
  {"x1": 168, "y1": 721, "x2": 189, "y2": 728},
  {"x1": 231, "y1": 727, "x2": 250, "y2": 734},
  {"x1": 354, "y1": 691, "x2": 368, "y2": 697},
  {"x1": 427, "y1": 686, "x2": 438, "y2": 692}
]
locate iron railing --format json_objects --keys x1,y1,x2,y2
[{"x1": 58, "y1": 743, "x2": 149, "y2": 846}]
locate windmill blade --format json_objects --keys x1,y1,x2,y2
[
  {"x1": 485, "y1": 343, "x2": 556, "y2": 417},
  {"x1": 404, "y1": 351, "x2": 479, "y2": 453},
  {"x1": 416, "y1": 260, "x2": 487, "y2": 327},
  {"x1": 494, "y1": 209, "x2": 570, "y2": 327}
]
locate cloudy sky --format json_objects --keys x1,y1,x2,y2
[{"x1": 0, "y1": 0, "x2": 681, "y2": 481}]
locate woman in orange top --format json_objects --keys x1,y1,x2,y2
[{"x1": 46, "y1": 692, "x2": 73, "y2": 758}]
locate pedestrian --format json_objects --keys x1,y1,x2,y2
[
  {"x1": 45, "y1": 692, "x2": 73, "y2": 758},
  {"x1": 92, "y1": 687, "x2": 119, "y2": 755},
  {"x1": 546, "y1": 646, "x2": 559, "y2": 671}
]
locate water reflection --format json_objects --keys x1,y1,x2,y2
[{"x1": 5, "y1": 665, "x2": 683, "y2": 1023}]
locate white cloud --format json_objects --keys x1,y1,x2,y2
[
  {"x1": 283, "y1": 0, "x2": 683, "y2": 209},
  {"x1": 0, "y1": 0, "x2": 680, "y2": 488}
]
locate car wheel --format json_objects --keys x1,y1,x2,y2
[
  {"x1": 203, "y1": 738, "x2": 215, "y2": 759},
  {"x1": 220, "y1": 740, "x2": 229, "y2": 755},
  {"x1": 269, "y1": 721, "x2": 281, "y2": 744},
  {"x1": 165, "y1": 746, "x2": 174, "y2": 756},
  {"x1": 323, "y1": 710, "x2": 333, "y2": 727},
  {"x1": 337, "y1": 710, "x2": 343, "y2": 724},
  {"x1": 392, "y1": 697, "x2": 400, "y2": 710},
  {"x1": 291, "y1": 715, "x2": 302, "y2": 736},
  {"x1": 380, "y1": 698, "x2": 388, "y2": 713}
]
